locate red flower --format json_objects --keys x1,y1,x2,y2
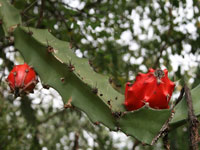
[
  {"x1": 7, "y1": 63, "x2": 38, "y2": 97},
  {"x1": 124, "y1": 68, "x2": 175, "y2": 111}
]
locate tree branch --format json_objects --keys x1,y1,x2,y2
[
  {"x1": 185, "y1": 85, "x2": 199, "y2": 150},
  {"x1": 21, "y1": 0, "x2": 37, "y2": 15},
  {"x1": 151, "y1": 87, "x2": 185, "y2": 145},
  {"x1": 132, "y1": 140, "x2": 140, "y2": 150},
  {"x1": 153, "y1": 42, "x2": 168, "y2": 68},
  {"x1": 174, "y1": 87, "x2": 185, "y2": 106},
  {"x1": 163, "y1": 128, "x2": 170, "y2": 150},
  {"x1": 36, "y1": 0, "x2": 45, "y2": 27},
  {"x1": 72, "y1": 132, "x2": 79, "y2": 150},
  {"x1": 38, "y1": 109, "x2": 65, "y2": 125}
]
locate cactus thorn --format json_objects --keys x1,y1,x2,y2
[
  {"x1": 25, "y1": 69, "x2": 29, "y2": 73},
  {"x1": 92, "y1": 88, "x2": 98, "y2": 94},
  {"x1": 68, "y1": 64, "x2": 75, "y2": 72},
  {"x1": 64, "y1": 97, "x2": 72, "y2": 108},
  {"x1": 42, "y1": 84, "x2": 50, "y2": 89},
  {"x1": 94, "y1": 122, "x2": 100, "y2": 125},
  {"x1": 112, "y1": 112, "x2": 122, "y2": 119},
  {"x1": 88, "y1": 60, "x2": 93, "y2": 66},
  {"x1": 47, "y1": 45, "x2": 54, "y2": 53},
  {"x1": 109, "y1": 77, "x2": 112, "y2": 83},
  {"x1": 68, "y1": 60, "x2": 75, "y2": 72},
  {"x1": 46, "y1": 39, "x2": 54, "y2": 53},
  {"x1": 116, "y1": 126, "x2": 120, "y2": 131},
  {"x1": 60, "y1": 77, "x2": 65, "y2": 82},
  {"x1": 27, "y1": 27, "x2": 33, "y2": 35},
  {"x1": 69, "y1": 42, "x2": 73, "y2": 49}
]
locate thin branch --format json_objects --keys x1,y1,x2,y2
[
  {"x1": 132, "y1": 140, "x2": 140, "y2": 150},
  {"x1": 151, "y1": 111, "x2": 173, "y2": 145},
  {"x1": 153, "y1": 5, "x2": 173, "y2": 69},
  {"x1": 21, "y1": 0, "x2": 37, "y2": 15},
  {"x1": 36, "y1": 0, "x2": 45, "y2": 27},
  {"x1": 46, "y1": 1, "x2": 83, "y2": 50},
  {"x1": 174, "y1": 87, "x2": 185, "y2": 106},
  {"x1": 163, "y1": 128, "x2": 170, "y2": 150},
  {"x1": 153, "y1": 42, "x2": 168, "y2": 68},
  {"x1": 72, "y1": 132, "x2": 79, "y2": 150},
  {"x1": 47, "y1": 1, "x2": 69, "y2": 27},
  {"x1": 184, "y1": 85, "x2": 199, "y2": 150},
  {"x1": 151, "y1": 87, "x2": 185, "y2": 145},
  {"x1": 59, "y1": 2, "x2": 82, "y2": 12},
  {"x1": 10, "y1": 0, "x2": 15, "y2": 4},
  {"x1": 153, "y1": 35, "x2": 185, "y2": 69},
  {"x1": 38, "y1": 109, "x2": 65, "y2": 125},
  {"x1": 58, "y1": 1, "x2": 101, "y2": 21},
  {"x1": 0, "y1": 43, "x2": 13, "y2": 50},
  {"x1": 153, "y1": 4, "x2": 178, "y2": 69}
]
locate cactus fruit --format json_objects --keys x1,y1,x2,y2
[
  {"x1": 124, "y1": 68, "x2": 175, "y2": 111},
  {"x1": 6, "y1": 63, "x2": 38, "y2": 97}
]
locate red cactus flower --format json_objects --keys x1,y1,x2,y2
[
  {"x1": 6, "y1": 63, "x2": 38, "y2": 97},
  {"x1": 124, "y1": 68, "x2": 175, "y2": 111}
]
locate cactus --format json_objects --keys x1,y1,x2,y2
[{"x1": 1, "y1": 0, "x2": 200, "y2": 145}]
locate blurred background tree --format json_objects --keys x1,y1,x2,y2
[{"x1": 0, "y1": 0, "x2": 200, "y2": 149}]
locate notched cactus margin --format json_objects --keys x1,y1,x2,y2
[
  {"x1": 14, "y1": 26, "x2": 118, "y2": 129},
  {"x1": 0, "y1": 0, "x2": 21, "y2": 35},
  {"x1": 170, "y1": 84, "x2": 200, "y2": 127}
]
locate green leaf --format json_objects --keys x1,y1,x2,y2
[
  {"x1": 119, "y1": 107, "x2": 171, "y2": 145},
  {"x1": 0, "y1": 0, "x2": 21, "y2": 35},
  {"x1": 170, "y1": 84, "x2": 200, "y2": 127}
]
